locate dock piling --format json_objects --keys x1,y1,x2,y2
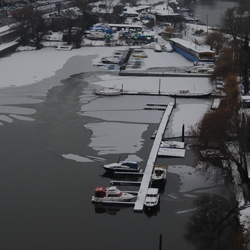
[{"x1": 159, "y1": 234, "x2": 162, "y2": 250}]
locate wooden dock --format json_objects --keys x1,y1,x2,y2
[
  {"x1": 134, "y1": 102, "x2": 174, "y2": 212},
  {"x1": 119, "y1": 70, "x2": 210, "y2": 78}
]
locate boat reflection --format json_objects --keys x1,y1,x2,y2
[
  {"x1": 144, "y1": 202, "x2": 160, "y2": 217},
  {"x1": 102, "y1": 171, "x2": 143, "y2": 181},
  {"x1": 93, "y1": 203, "x2": 133, "y2": 215}
]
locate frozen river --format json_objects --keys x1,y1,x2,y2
[{"x1": 0, "y1": 45, "x2": 239, "y2": 249}]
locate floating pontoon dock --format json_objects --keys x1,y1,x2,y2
[
  {"x1": 134, "y1": 102, "x2": 174, "y2": 212},
  {"x1": 111, "y1": 180, "x2": 142, "y2": 186}
]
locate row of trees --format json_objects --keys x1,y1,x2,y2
[
  {"x1": 12, "y1": 0, "x2": 113, "y2": 49},
  {"x1": 192, "y1": 1, "x2": 250, "y2": 199}
]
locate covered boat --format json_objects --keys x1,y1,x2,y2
[
  {"x1": 169, "y1": 89, "x2": 212, "y2": 98},
  {"x1": 151, "y1": 165, "x2": 167, "y2": 186},
  {"x1": 103, "y1": 160, "x2": 140, "y2": 173},
  {"x1": 95, "y1": 87, "x2": 121, "y2": 96},
  {"x1": 144, "y1": 188, "x2": 160, "y2": 210},
  {"x1": 91, "y1": 186, "x2": 135, "y2": 203}
]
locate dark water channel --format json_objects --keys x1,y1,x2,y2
[
  {"x1": 0, "y1": 69, "x2": 240, "y2": 250},
  {"x1": 192, "y1": 0, "x2": 238, "y2": 27}
]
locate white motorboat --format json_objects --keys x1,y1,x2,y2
[
  {"x1": 154, "y1": 43, "x2": 162, "y2": 52},
  {"x1": 144, "y1": 188, "x2": 160, "y2": 210},
  {"x1": 56, "y1": 44, "x2": 73, "y2": 51},
  {"x1": 186, "y1": 65, "x2": 214, "y2": 74},
  {"x1": 101, "y1": 56, "x2": 121, "y2": 64},
  {"x1": 103, "y1": 160, "x2": 140, "y2": 173},
  {"x1": 169, "y1": 89, "x2": 212, "y2": 98},
  {"x1": 95, "y1": 87, "x2": 121, "y2": 96},
  {"x1": 151, "y1": 165, "x2": 167, "y2": 186},
  {"x1": 91, "y1": 186, "x2": 135, "y2": 203}
]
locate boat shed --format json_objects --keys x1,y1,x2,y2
[{"x1": 169, "y1": 38, "x2": 216, "y2": 62}]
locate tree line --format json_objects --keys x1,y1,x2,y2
[
  {"x1": 192, "y1": 0, "x2": 250, "y2": 202},
  {"x1": 11, "y1": 0, "x2": 124, "y2": 49}
]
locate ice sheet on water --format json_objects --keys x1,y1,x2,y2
[
  {"x1": 9, "y1": 114, "x2": 35, "y2": 121},
  {"x1": 84, "y1": 122, "x2": 148, "y2": 155},
  {"x1": 0, "y1": 106, "x2": 36, "y2": 115},
  {"x1": 168, "y1": 165, "x2": 230, "y2": 199},
  {"x1": 62, "y1": 154, "x2": 95, "y2": 163},
  {"x1": 0, "y1": 115, "x2": 13, "y2": 123}
]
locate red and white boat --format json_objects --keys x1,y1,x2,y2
[{"x1": 91, "y1": 186, "x2": 135, "y2": 203}]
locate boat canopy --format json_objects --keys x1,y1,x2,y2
[
  {"x1": 95, "y1": 187, "x2": 106, "y2": 198},
  {"x1": 121, "y1": 161, "x2": 139, "y2": 169}
]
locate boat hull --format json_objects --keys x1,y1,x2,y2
[
  {"x1": 151, "y1": 167, "x2": 167, "y2": 187},
  {"x1": 103, "y1": 166, "x2": 140, "y2": 173},
  {"x1": 95, "y1": 88, "x2": 121, "y2": 96},
  {"x1": 169, "y1": 92, "x2": 212, "y2": 98},
  {"x1": 144, "y1": 188, "x2": 160, "y2": 210},
  {"x1": 151, "y1": 178, "x2": 166, "y2": 187},
  {"x1": 102, "y1": 161, "x2": 140, "y2": 173},
  {"x1": 92, "y1": 194, "x2": 135, "y2": 203}
]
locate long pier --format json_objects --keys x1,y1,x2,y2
[
  {"x1": 119, "y1": 70, "x2": 210, "y2": 78},
  {"x1": 134, "y1": 102, "x2": 174, "y2": 212}
]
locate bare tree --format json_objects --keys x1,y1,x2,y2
[
  {"x1": 212, "y1": 48, "x2": 238, "y2": 80},
  {"x1": 61, "y1": 9, "x2": 79, "y2": 45},
  {"x1": 185, "y1": 197, "x2": 239, "y2": 250},
  {"x1": 13, "y1": 5, "x2": 47, "y2": 48},
  {"x1": 205, "y1": 31, "x2": 226, "y2": 54},
  {"x1": 191, "y1": 76, "x2": 249, "y2": 187},
  {"x1": 220, "y1": 7, "x2": 244, "y2": 47},
  {"x1": 73, "y1": 0, "x2": 98, "y2": 46},
  {"x1": 12, "y1": 5, "x2": 35, "y2": 46}
]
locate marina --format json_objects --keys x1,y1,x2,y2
[{"x1": 94, "y1": 102, "x2": 175, "y2": 211}]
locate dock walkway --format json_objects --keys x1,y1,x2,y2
[
  {"x1": 134, "y1": 102, "x2": 174, "y2": 212},
  {"x1": 119, "y1": 70, "x2": 210, "y2": 78}
]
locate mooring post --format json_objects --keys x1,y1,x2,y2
[
  {"x1": 158, "y1": 79, "x2": 161, "y2": 95},
  {"x1": 159, "y1": 234, "x2": 162, "y2": 250},
  {"x1": 174, "y1": 95, "x2": 177, "y2": 107},
  {"x1": 182, "y1": 124, "x2": 185, "y2": 142}
]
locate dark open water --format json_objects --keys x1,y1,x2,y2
[
  {"x1": 192, "y1": 0, "x2": 238, "y2": 27},
  {"x1": 0, "y1": 74, "x2": 239, "y2": 250}
]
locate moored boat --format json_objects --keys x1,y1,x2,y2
[
  {"x1": 101, "y1": 57, "x2": 121, "y2": 64},
  {"x1": 186, "y1": 65, "x2": 214, "y2": 74},
  {"x1": 103, "y1": 160, "x2": 140, "y2": 173},
  {"x1": 169, "y1": 89, "x2": 212, "y2": 98},
  {"x1": 95, "y1": 87, "x2": 121, "y2": 96},
  {"x1": 91, "y1": 186, "x2": 135, "y2": 203},
  {"x1": 144, "y1": 188, "x2": 160, "y2": 210},
  {"x1": 56, "y1": 44, "x2": 73, "y2": 51},
  {"x1": 151, "y1": 165, "x2": 167, "y2": 186}
]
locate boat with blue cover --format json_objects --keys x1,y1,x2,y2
[{"x1": 103, "y1": 160, "x2": 140, "y2": 173}]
